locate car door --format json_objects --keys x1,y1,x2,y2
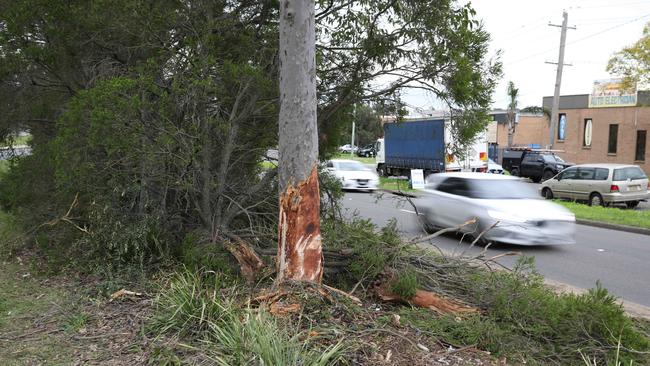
[
  {"x1": 433, "y1": 177, "x2": 474, "y2": 228},
  {"x1": 592, "y1": 168, "x2": 611, "y2": 196},
  {"x1": 521, "y1": 153, "x2": 541, "y2": 178},
  {"x1": 553, "y1": 167, "x2": 578, "y2": 199},
  {"x1": 573, "y1": 167, "x2": 595, "y2": 200}
]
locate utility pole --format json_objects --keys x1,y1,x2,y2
[
  {"x1": 350, "y1": 104, "x2": 356, "y2": 157},
  {"x1": 546, "y1": 11, "x2": 575, "y2": 149}
]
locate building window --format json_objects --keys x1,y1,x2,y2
[
  {"x1": 636, "y1": 130, "x2": 647, "y2": 162},
  {"x1": 583, "y1": 119, "x2": 592, "y2": 147},
  {"x1": 608, "y1": 124, "x2": 618, "y2": 154},
  {"x1": 558, "y1": 114, "x2": 566, "y2": 140}
]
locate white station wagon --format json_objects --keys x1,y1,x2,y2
[{"x1": 540, "y1": 164, "x2": 649, "y2": 208}]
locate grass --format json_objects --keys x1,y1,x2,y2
[
  {"x1": 1, "y1": 134, "x2": 31, "y2": 147},
  {"x1": 0, "y1": 262, "x2": 75, "y2": 364},
  {"x1": 555, "y1": 200, "x2": 650, "y2": 229},
  {"x1": 332, "y1": 153, "x2": 376, "y2": 165},
  {"x1": 379, "y1": 176, "x2": 416, "y2": 192}
]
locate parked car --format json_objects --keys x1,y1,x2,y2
[
  {"x1": 338, "y1": 144, "x2": 358, "y2": 153},
  {"x1": 502, "y1": 148, "x2": 572, "y2": 182},
  {"x1": 487, "y1": 158, "x2": 504, "y2": 174},
  {"x1": 540, "y1": 164, "x2": 650, "y2": 208},
  {"x1": 325, "y1": 159, "x2": 379, "y2": 191},
  {"x1": 356, "y1": 144, "x2": 376, "y2": 157},
  {"x1": 416, "y1": 173, "x2": 575, "y2": 245}
]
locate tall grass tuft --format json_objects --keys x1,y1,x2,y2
[
  {"x1": 205, "y1": 308, "x2": 345, "y2": 366},
  {"x1": 150, "y1": 268, "x2": 235, "y2": 336}
]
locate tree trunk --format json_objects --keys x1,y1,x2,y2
[{"x1": 277, "y1": 0, "x2": 323, "y2": 284}]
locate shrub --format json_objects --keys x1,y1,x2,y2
[{"x1": 390, "y1": 268, "x2": 419, "y2": 299}]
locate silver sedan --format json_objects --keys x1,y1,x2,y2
[{"x1": 416, "y1": 172, "x2": 575, "y2": 245}]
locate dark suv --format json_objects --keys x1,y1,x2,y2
[
  {"x1": 356, "y1": 144, "x2": 376, "y2": 157},
  {"x1": 502, "y1": 149, "x2": 572, "y2": 182}
]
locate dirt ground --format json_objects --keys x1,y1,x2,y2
[{"x1": 0, "y1": 259, "x2": 506, "y2": 365}]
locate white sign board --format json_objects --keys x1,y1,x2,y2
[{"x1": 411, "y1": 169, "x2": 425, "y2": 189}]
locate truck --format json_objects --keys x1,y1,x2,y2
[
  {"x1": 501, "y1": 147, "x2": 573, "y2": 182},
  {"x1": 375, "y1": 119, "x2": 445, "y2": 177},
  {"x1": 444, "y1": 129, "x2": 489, "y2": 172}
]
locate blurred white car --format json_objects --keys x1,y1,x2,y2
[
  {"x1": 416, "y1": 172, "x2": 575, "y2": 245},
  {"x1": 326, "y1": 159, "x2": 379, "y2": 191},
  {"x1": 487, "y1": 158, "x2": 504, "y2": 174}
]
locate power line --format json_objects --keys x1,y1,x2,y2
[{"x1": 505, "y1": 12, "x2": 650, "y2": 66}]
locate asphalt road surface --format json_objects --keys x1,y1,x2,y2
[{"x1": 342, "y1": 191, "x2": 650, "y2": 307}]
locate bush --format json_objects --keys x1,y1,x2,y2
[
  {"x1": 390, "y1": 268, "x2": 419, "y2": 299},
  {"x1": 400, "y1": 256, "x2": 650, "y2": 365}
]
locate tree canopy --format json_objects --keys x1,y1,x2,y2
[
  {"x1": 607, "y1": 21, "x2": 650, "y2": 89},
  {"x1": 0, "y1": 0, "x2": 501, "y2": 268}
]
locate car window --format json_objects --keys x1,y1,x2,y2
[
  {"x1": 523, "y1": 153, "x2": 538, "y2": 162},
  {"x1": 560, "y1": 168, "x2": 578, "y2": 180},
  {"x1": 613, "y1": 167, "x2": 647, "y2": 181},
  {"x1": 436, "y1": 178, "x2": 471, "y2": 197},
  {"x1": 577, "y1": 168, "x2": 595, "y2": 180},
  {"x1": 469, "y1": 179, "x2": 538, "y2": 199},
  {"x1": 594, "y1": 168, "x2": 609, "y2": 180}
]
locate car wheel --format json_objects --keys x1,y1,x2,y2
[
  {"x1": 542, "y1": 187, "x2": 554, "y2": 199},
  {"x1": 542, "y1": 170, "x2": 554, "y2": 182},
  {"x1": 588, "y1": 193, "x2": 604, "y2": 207},
  {"x1": 626, "y1": 201, "x2": 639, "y2": 209},
  {"x1": 511, "y1": 168, "x2": 519, "y2": 177}
]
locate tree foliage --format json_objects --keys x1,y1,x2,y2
[
  {"x1": 0, "y1": 0, "x2": 501, "y2": 268},
  {"x1": 607, "y1": 22, "x2": 650, "y2": 89}
]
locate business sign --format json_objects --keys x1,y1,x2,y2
[
  {"x1": 588, "y1": 78, "x2": 637, "y2": 108},
  {"x1": 410, "y1": 169, "x2": 425, "y2": 189}
]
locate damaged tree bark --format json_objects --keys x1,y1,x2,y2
[{"x1": 276, "y1": 0, "x2": 323, "y2": 284}]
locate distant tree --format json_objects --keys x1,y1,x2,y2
[
  {"x1": 340, "y1": 104, "x2": 383, "y2": 148},
  {"x1": 521, "y1": 106, "x2": 551, "y2": 120},
  {"x1": 507, "y1": 82, "x2": 519, "y2": 147},
  {"x1": 607, "y1": 22, "x2": 650, "y2": 89}
]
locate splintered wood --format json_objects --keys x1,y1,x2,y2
[{"x1": 376, "y1": 287, "x2": 477, "y2": 314}]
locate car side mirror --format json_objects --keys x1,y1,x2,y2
[
  {"x1": 537, "y1": 157, "x2": 544, "y2": 162},
  {"x1": 556, "y1": 176, "x2": 561, "y2": 181}
]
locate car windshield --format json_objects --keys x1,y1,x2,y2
[
  {"x1": 469, "y1": 179, "x2": 539, "y2": 199},
  {"x1": 337, "y1": 161, "x2": 369, "y2": 171},
  {"x1": 613, "y1": 167, "x2": 647, "y2": 181}
]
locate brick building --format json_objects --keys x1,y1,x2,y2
[
  {"x1": 540, "y1": 91, "x2": 649, "y2": 175},
  {"x1": 488, "y1": 90, "x2": 650, "y2": 175}
]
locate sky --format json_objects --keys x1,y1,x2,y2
[{"x1": 402, "y1": 0, "x2": 650, "y2": 111}]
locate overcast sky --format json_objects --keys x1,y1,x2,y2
[{"x1": 402, "y1": 0, "x2": 650, "y2": 111}]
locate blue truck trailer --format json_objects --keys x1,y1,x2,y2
[{"x1": 375, "y1": 119, "x2": 445, "y2": 177}]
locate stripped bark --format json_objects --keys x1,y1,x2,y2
[
  {"x1": 223, "y1": 236, "x2": 265, "y2": 283},
  {"x1": 277, "y1": 0, "x2": 323, "y2": 284},
  {"x1": 376, "y1": 286, "x2": 478, "y2": 314}
]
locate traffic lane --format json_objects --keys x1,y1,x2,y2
[{"x1": 342, "y1": 191, "x2": 650, "y2": 307}]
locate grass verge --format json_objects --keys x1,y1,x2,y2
[
  {"x1": 379, "y1": 176, "x2": 416, "y2": 192},
  {"x1": 555, "y1": 200, "x2": 650, "y2": 229},
  {"x1": 332, "y1": 153, "x2": 376, "y2": 165}
]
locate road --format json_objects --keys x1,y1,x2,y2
[{"x1": 342, "y1": 191, "x2": 650, "y2": 307}]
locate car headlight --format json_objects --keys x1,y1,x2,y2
[
  {"x1": 556, "y1": 165, "x2": 564, "y2": 169},
  {"x1": 487, "y1": 210, "x2": 528, "y2": 223}
]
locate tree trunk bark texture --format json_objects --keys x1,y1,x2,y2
[{"x1": 277, "y1": 0, "x2": 323, "y2": 284}]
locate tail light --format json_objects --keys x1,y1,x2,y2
[{"x1": 610, "y1": 185, "x2": 620, "y2": 192}]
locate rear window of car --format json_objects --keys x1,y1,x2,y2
[
  {"x1": 613, "y1": 167, "x2": 646, "y2": 181},
  {"x1": 469, "y1": 179, "x2": 538, "y2": 199}
]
